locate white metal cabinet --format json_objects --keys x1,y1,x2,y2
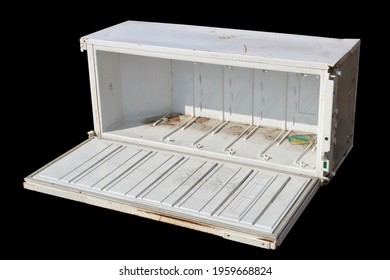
[{"x1": 24, "y1": 21, "x2": 360, "y2": 249}]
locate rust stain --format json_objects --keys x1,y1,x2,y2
[
  {"x1": 195, "y1": 117, "x2": 210, "y2": 123},
  {"x1": 166, "y1": 115, "x2": 181, "y2": 124},
  {"x1": 137, "y1": 208, "x2": 216, "y2": 230},
  {"x1": 227, "y1": 123, "x2": 249, "y2": 136},
  {"x1": 259, "y1": 127, "x2": 281, "y2": 140},
  {"x1": 143, "y1": 113, "x2": 184, "y2": 125},
  {"x1": 257, "y1": 236, "x2": 274, "y2": 243},
  {"x1": 142, "y1": 115, "x2": 162, "y2": 124}
]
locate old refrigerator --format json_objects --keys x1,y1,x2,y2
[{"x1": 24, "y1": 21, "x2": 360, "y2": 249}]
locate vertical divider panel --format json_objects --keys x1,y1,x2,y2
[
  {"x1": 223, "y1": 66, "x2": 232, "y2": 121},
  {"x1": 286, "y1": 72, "x2": 297, "y2": 130},
  {"x1": 221, "y1": 66, "x2": 225, "y2": 121},
  {"x1": 193, "y1": 62, "x2": 200, "y2": 116},
  {"x1": 194, "y1": 63, "x2": 223, "y2": 120},
  {"x1": 251, "y1": 69, "x2": 255, "y2": 125},
  {"x1": 172, "y1": 60, "x2": 195, "y2": 116},
  {"x1": 253, "y1": 70, "x2": 286, "y2": 129},
  {"x1": 223, "y1": 66, "x2": 253, "y2": 124}
]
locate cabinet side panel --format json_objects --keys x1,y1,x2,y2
[{"x1": 333, "y1": 47, "x2": 360, "y2": 170}]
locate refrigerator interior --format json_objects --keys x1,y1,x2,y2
[{"x1": 97, "y1": 51, "x2": 320, "y2": 171}]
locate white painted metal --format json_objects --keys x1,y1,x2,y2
[
  {"x1": 25, "y1": 138, "x2": 319, "y2": 248},
  {"x1": 81, "y1": 21, "x2": 358, "y2": 70},
  {"x1": 24, "y1": 21, "x2": 360, "y2": 249}
]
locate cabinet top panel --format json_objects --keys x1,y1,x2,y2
[{"x1": 81, "y1": 21, "x2": 360, "y2": 70}]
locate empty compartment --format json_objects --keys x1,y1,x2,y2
[{"x1": 97, "y1": 52, "x2": 320, "y2": 170}]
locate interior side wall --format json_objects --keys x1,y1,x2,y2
[
  {"x1": 120, "y1": 54, "x2": 173, "y2": 121},
  {"x1": 96, "y1": 51, "x2": 124, "y2": 131},
  {"x1": 286, "y1": 73, "x2": 320, "y2": 132}
]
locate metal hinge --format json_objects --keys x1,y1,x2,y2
[
  {"x1": 80, "y1": 43, "x2": 87, "y2": 52},
  {"x1": 80, "y1": 37, "x2": 87, "y2": 52},
  {"x1": 87, "y1": 130, "x2": 96, "y2": 139},
  {"x1": 328, "y1": 66, "x2": 342, "y2": 80}
]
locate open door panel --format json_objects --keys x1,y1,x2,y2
[{"x1": 24, "y1": 138, "x2": 319, "y2": 249}]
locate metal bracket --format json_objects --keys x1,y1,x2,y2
[
  {"x1": 80, "y1": 43, "x2": 87, "y2": 52},
  {"x1": 87, "y1": 130, "x2": 96, "y2": 139},
  {"x1": 260, "y1": 154, "x2": 271, "y2": 161},
  {"x1": 226, "y1": 148, "x2": 236, "y2": 155},
  {"x1": 165, "y1": 137, "x2": 174, "y2": 143},
  {"x1": 195, "y1": 143, "x2": 203, "y2": 149},
  {"x1": 297, "y1": 161, "x2": 308, "y2": 168},
  {"x1": 328, "y1": 66, "x2": 342, "y2": 80},
  {"x1": 80, "y1": 38, "x2": 87, "y2": 52}
]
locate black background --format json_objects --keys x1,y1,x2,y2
[{"x1": 4, "y1": 5, "x2": 388, "y2": 259}]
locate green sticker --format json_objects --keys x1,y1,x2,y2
[{"x1": 288, "y1": 135, "x2": 311, "y2": 145}]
